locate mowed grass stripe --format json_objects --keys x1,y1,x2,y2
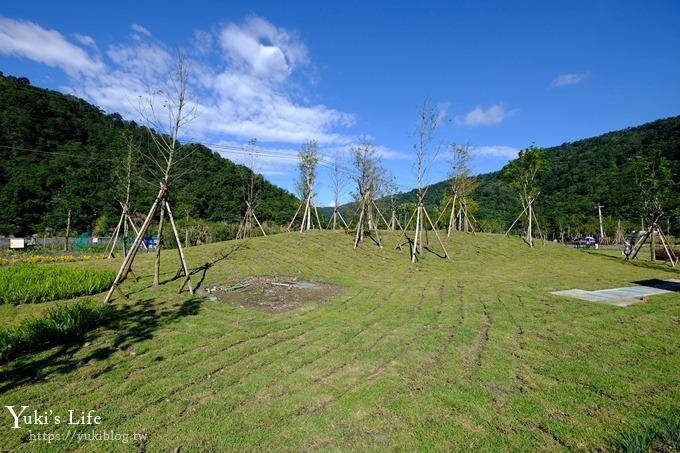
[
  {"x1": 1, "y1": 231, "x2": 678, "y2": 452},
  {"x1": 121, "y1": 287, "x2": 411, "y2": 437}
]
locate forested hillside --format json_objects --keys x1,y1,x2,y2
[
  {"x1": 0, "y1": 73, "x2": 298, "y2": 236},
  {"x1": 391, "y1": 116, "x2": 680, "y2": 236}
]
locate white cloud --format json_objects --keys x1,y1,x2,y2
[
  {"x1": 470, "y1": 145, "x2": 519, "y2": 159},
  {"x1": 551, "y1": 72, "x2": 590, "y2": 88},
  {"x1": 1, "y1": 14, "x2": 422, "y2": 187},
  {"x1": 455, "y1": 103, "x2": 514, "y2": 127},
  {"x1": 73, "y1": 33, "x2": 97, "y2": 50},
  {"x1": 130, "y1": 24, "x2": 152, "y2": 37},
  {"x1": 219, "y1": 16, "x2": 308, "y2": 81},
  {"x1": 191, "y1": 29, "x2": 214, "y2": 55},
  {"x1": 0, "y1": 18, "x2": 104, "y2": 77}
]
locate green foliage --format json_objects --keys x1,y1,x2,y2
[
  {"x1": 632, "y1": 151, "x2": 674, "y2": 215},
  {"x1": 0, "y1": 73, "x2": 298, "y2": 236},
  {"x1": 502, "y1": 144, "x2": 547, "y2": 202},
  {"x1": 0, "y1": 265, "x2": 116, "y2": 304},
  {"x1": 0, "y1": 299, "x2": 113, "y2": 361},
  {"x1": 386, "y1": 116, "x2": 680, "y2": 237}
]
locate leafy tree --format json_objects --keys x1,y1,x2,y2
[{"x1": 503, "y1": 145, "x2": 548, "y2": 246}]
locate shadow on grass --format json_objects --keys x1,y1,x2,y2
[
  {"x1": 121, "y1": 241, "x2": 249, "y2": 297},
  {"x1": 632, "y1": 279, "x2": 680, "y2": 292},
  {"x1": 0, "y1": 296, "x2": 203, "y2": 394}
]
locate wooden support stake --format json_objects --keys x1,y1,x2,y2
[
  {"x1": 395, "y1": 208, "x2": 417, "y2": 251},
  {"x1": 154, "y1": 204, "x2": 165, "y2": 286},
  {"x1": 287, "y1": 202, "x2": 303, "y2": 232},
  {"x1": 164, "y1": 200, "x2": 194, "y2": 294},
  {"x1": 423, "y1": 206, "x2": 449, "y2": 259},
  {"x1": 412, "y1": 205, "x2": 422, "y2": 263},
  {"x1": 104, "y1": 186, "x2": 165, "y2": 303}
]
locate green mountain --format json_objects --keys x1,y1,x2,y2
[
  {"x1": 0, "y1": 73, "x2": 298, "y2": 236},
  {"x1": 388, "y1": 116, "x2": 680, "y2": 236}
]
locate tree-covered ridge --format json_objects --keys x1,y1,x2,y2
[
  {"x1": 390, "y1": 115, "x2": 680, "y2": 236},
  {"x1": 0, "y1": 73, "x2": 298, "y2": 236}
]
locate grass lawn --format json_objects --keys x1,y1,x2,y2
[{"x1": 0, "y1": 231, "x2": 678, "y2": 451}]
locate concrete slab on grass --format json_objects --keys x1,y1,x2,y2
[{"x1": 551, "y1": 279, "x2": 680, "y2": 307}]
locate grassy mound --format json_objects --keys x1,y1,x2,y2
[{"x1": 0, "y1": 231, "x2": 678, "y2": 451}]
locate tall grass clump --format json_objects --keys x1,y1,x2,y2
[
  {"x1": 609, "y1": 414, "x2": 680, "y2": 452},
  {"x1": 0, "y1": 265, "x2": 116, "y2": 304},
  {"x1": 0, "y1": 299, "x2": 114, "y2": 361}
]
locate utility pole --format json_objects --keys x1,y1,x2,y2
[{"x1": 597, "y1": 203, "x2": 605, "y2": 241}]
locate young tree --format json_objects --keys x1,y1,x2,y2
[
  {"x1": 236, "y1": 138, "x2": 266, "y2": 239},
  {"x1": 383, "y1": 176, "x2": 402, "y2": 231},
  {"x1": 288, "y1": 140, "x2": 322, "y2": 232},
  {"x1": 329, "y1": 152, "x2": 349, "y2": 230},
  {"x1": 503, "y1": 145, "x2": 547, "y2": 247},
  {"x1": 105, "y1": 55, "x2": 196, "y2": 302},
  {"x1": 627, "y1": 152, "x2": 677, "y2": 264},
  {"x1": 351, "y1": 141, "x2": 385, "y2": 247},
  {"x1": 396, "y1": 99, "x2": 449, "y2": 261},
  {"x1": 105, "y1": 132, "x2": 143, "y2": 258},
  {"x1": 444, "y1": 143, "x2": 477, "y2": 236}
]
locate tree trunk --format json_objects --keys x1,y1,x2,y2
[
  {"x1": 64, "y1": 209, "x2": 71, "y2": 252},
  {"x1": 527, "y1": 199, "x2": 533, "y2": 248}
]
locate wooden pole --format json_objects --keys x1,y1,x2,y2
[
  {"x1": 412, "y1": 205, "x2": 421, "y2": 263},
  {"x1": 287, "y1": 202, "x2": 303, "y2": 232},
  {"x1": 372, "y1": 200, "x2": 390, "y2": 229},
  {"x1": 505, "y1": 203, "x2": 530, "y2": 236},
  {"x1": 122, "y1": 207, "x2": 129, "y2": 257},
  {"x1": 396, "y1": 208, "x2": 417, "y2": 251},
  {"x1": 448, "y1": 190, "x2": 456, "y2": 237},
  {"x1": 104, "y1": 186, "x2": 165, "y2": 303},
  {"x1": 154, "y1": 203, "x2": 166, "y2": 286},
  {"x1": 106, "y1": 212, "x2": 124, "y2": 258},
  {"x1": 164, "y1": 201, "x2": 194, "y2": 294},
  {"x1": 433, "y1": 197, "x2": 451, "y2": 231},
  {"x1": 337, "y1": 210, "x2": 349, "y2": 229},
  {"x1": 314, "y1": 205, "x2": 324, "y2": 231},
  {"x1": 527, "y1": 197, "x2": 533, "y2": 247},
  {"x1": 657, "y1": 228, "x2": 677, "y2": 267},
  {"x1": 353, "y1": 209, "x2": 365, "y2": 248},
  {"x1": 423, "y1": 206, "x2": 449, "y2": 259},
  {"x1": 251, "y1": 207, "x2": 267, "y2": 236},
  {"x1": 629, "y1": 228, "x2": 652, "y2": 261}
]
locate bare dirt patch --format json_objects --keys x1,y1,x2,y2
[{"x1": 200, "y1": 276, "x2": 345, "y2": 313}]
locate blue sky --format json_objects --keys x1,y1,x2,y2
[{"x1": 1, "y1": 1, "x2": 679, "y2": 206}]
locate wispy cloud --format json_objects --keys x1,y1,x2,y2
[
  {"x1": 470, "y1": 145, "x2": 519, "y2": 159},
  {"x1": 0, "y1": 17, "x2": 104, "y2": 77},
  {"x1": 455, "y1": 103, "x2": 514, "y2": 127},
  {"x1": 551, "y1": 72, "x2": 590, "y2": 88},
  {"x1": 73, "y1": 33, "x2": 97, "y2": 50},
  {"x1": 130, "y1": 24, "x2": 152, "y2": 38}
]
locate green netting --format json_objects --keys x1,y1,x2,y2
[{"x1": 74, "y1": 232, "x2": 90, "y2": 251}]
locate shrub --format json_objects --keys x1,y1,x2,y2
[{"x1": 0, "y1": 300, "x2": 114, "y2": 361}]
